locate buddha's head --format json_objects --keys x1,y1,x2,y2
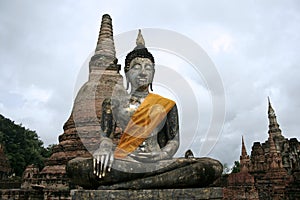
[{"x1": 124, "y1": 30, "x2": 155, "y2": 92}]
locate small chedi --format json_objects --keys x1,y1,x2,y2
[{"x1": 66, "y1": 15, "x2": 223, "y2": 189}]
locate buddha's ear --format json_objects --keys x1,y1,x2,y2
[
  {"x1": 126, "y1": 81, "x2": 129, "y2": 90},
  {"x1": 149, "y1": 67, "x2": 154, "y2": 91},
  {"x1": 125, "y1": 73, "x2": 129, "y2": 90}
]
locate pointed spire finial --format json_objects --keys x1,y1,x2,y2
[
  {"x1": 268, "y1": 96, "x2": 274, "y2": 114},
  {"x1": 136, "y1": 29, "x2": 145, "y2": 47},
  {"x1": 241, "y1": 136, "x2": 248, "y2": 156},
  {"x1": 240, "y1": 136, "x2": 250, "y2": 172},
  {"x1": 267, "y1": 96, "x2": 282, "y2": 137}
]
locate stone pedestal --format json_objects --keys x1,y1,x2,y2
[{"x1": 71, "y1": 188, "x2": 223, "y2": 200}]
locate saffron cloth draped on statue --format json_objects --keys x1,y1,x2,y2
[{"x1": 114, "y1": 93, "x2": 175, "y2": 158}]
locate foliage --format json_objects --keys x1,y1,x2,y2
[
  {"x1": 231, "y1": 160, "x2": 240, "y2": 173},
  {"x1": 0, "y1": 114, "x2": 53, "y2": 176}
]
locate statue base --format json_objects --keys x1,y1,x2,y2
[{"x1": 71, "y1": 187, "x2": 223, "y2": 200}]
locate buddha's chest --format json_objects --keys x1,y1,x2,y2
[
  {"x1": 110, "y1": 97, "x2": 142, "y2": 143},
  {"x1": 114, "y1": 98, "x2": 143, "y2": 129},
  {"x1": 111, "y1": 97, "x2": 160, "y2": 152}
]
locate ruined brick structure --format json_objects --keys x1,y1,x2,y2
[
  {"x1": 225, "y1": 98, "x2": 300, "y2": 199},
  {"x1": 249, "y1": 98, "x2": 300, "y2": 175},
  {"x1": 240, "y1": 136, "x2": 251, "y2": 173},
  {"x1": 21, "y1": 164, "x2": 39, "y2": 189},
  {"x1": 223, "y1": 137, "x2": 259, "y2": 200}
]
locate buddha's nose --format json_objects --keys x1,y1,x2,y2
[{"x1": 140, "y1": 69, "x2": 147, "y2": 76}]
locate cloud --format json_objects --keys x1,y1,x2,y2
[{"x1": 212, "y1": 34, "x2": 234, "y2": 54}]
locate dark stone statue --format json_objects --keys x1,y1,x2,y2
[{"x1": 66, "y1": 30, "x2": 222, "y2": 189}]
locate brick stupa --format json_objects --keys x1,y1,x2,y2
[{"x1": 39, "y1": 14, "x2": 123, "y2": 189}]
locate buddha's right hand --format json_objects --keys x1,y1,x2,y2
[{"x1": 93, "y1": 138, "x2": 114, "y2": 178}]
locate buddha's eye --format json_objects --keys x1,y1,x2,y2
[
  {"x1": 145, "y1": 64, "x2": 153, "y2": 71},
  {"x1": 133, "y1": 64, "x2": 141, "y2": 70}
]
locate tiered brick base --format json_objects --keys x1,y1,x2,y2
[{"x1": 71, "y1": 188, "x2": 223, "y2": 200}]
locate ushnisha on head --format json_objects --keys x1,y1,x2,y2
[{"x1": 125, "y1": 30, "x2": 155, "y2": 92}]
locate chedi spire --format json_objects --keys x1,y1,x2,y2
[
  {"x1": 90, "y1": 14, "x2": 118, "y2": 71},
  {"x1": 241, "y1": 136, "x2": 248, "y2": 157},
  {"x1": 268, "y1": 132, "x2": 277, "y2": 154},
  {"x1": 267, "y1": 97, "x2": 282, "y2": 138},
  {"x1": 240, "y1": 136, "x2": 250, "y2": 172},
  {"x1": 95, "y1": 14, "x2": 115, "y2": 57},
  {"x1": 267, "y1": 132, "x2": 283, "y2": 169}
]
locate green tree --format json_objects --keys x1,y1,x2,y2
[
  {"x1": 231, "y1": 160, "x2": 240, "y2": 173},
  {"x1": 0, "y1": 114, "x2": 54, "y2": 176}
]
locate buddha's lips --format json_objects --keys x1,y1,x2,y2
[{"x1": 137, "y1": 78, "x2": 148, "y2": 84}]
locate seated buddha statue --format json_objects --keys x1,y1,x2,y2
[{"x1": 66, "y1": 30, "x2": 222, "y2": 189}]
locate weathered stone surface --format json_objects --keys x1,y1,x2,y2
[
  {"x1": 227, "y1": 172, "x2": 255, "y2": 187},
  {"x1": 222, "y1": 138, "x2": 259, "y2": 200},
  {"x1": 248, "y1": 109, "x2": 295, "y2": 199},
  {"x1": 71, "y1": 187, "x2": 223, "y2": 200},
  {"x1": 0, "y1": 189, "x2": 71, "y2": 200},
  {"x1": 224, "y1": 172, "x2": 259, "y2": 200},
  {"x1": 223, "y1": 186, "x2": 258, "y2": 200},
  {"x1": 67, "y1": 157, "x2": 223, "y2": 190},
  {"x1": 286, "y1": 169, "x2": 300, "y2": 199},
  {"x1": 256, "y1": 167, "x2": 292, "y2": 200},
  {"x1": 21, "y1": 164, "x2": 39, "y2": 189}
]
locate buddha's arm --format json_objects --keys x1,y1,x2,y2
[
  {"x1": 101, "y1": 98, "x2": 115, "y2": 138},
  {"x1": 160, "y1": 104, "x2": 180, "y2": 158},
  {"x1": 93, "y1": 98, "x2": 115, "y2": 178}
]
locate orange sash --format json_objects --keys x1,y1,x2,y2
[{"x1": 114, "y1": 93, "x2": 175, "y2": 159}]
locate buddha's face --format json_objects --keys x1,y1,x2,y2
[{"x1": 126, "y1": 57, "x2": 155, "y2": 90}]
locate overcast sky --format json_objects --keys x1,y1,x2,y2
[{"x1": 1, "y1": 0, "x2": 299, "y2": 167}]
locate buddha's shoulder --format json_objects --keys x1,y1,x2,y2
[
  {"x1": 102, "y1": 96, "x2": 130, "y2": 108},
  {"x1": 148, "y1": 93, "x2": 176, "y2": 105}
]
